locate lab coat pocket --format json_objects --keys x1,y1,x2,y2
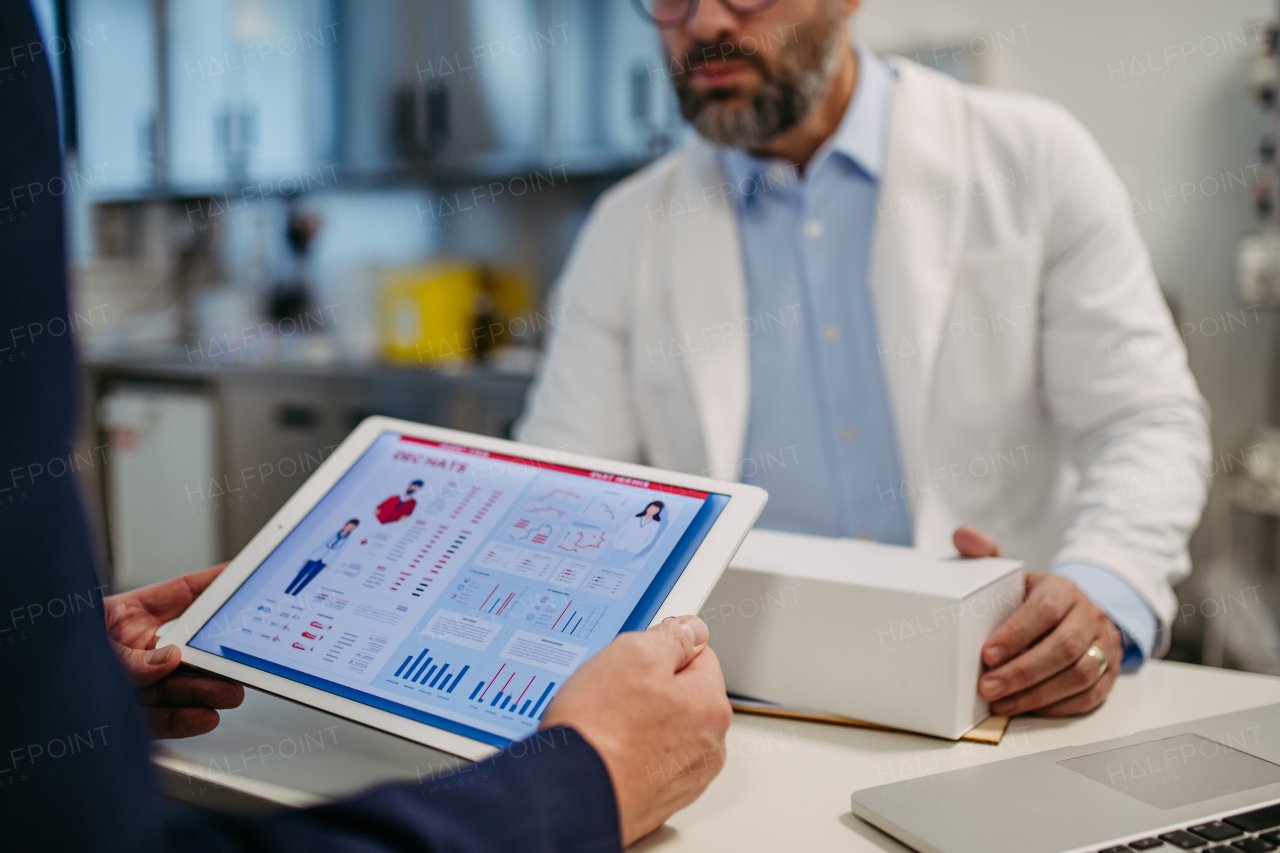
[
  {"x1": 938, "y1": 242, "x2": 1041, "y2": 410},
  {"x1": 928, "y1": 242, "x2": 1052, "y2": 522}
]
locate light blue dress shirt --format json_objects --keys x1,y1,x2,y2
[
  {"x1": 719, "y1": 44, "x2": 1156, "y2": 668},
  {"x1": 721, "y1": 44, "x2": 911, "y2": 546}
]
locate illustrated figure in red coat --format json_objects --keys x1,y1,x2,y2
[{"x1": 376, "y1": 480, "x2": 422, "y2": 524}]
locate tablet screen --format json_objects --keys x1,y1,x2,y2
[{"x1": 190, "y1": 432, "x2": 729, "y2": 748}]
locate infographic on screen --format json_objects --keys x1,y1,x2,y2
[{"x1": 190, "y1": 432, "x2": 724, "y2": 746}]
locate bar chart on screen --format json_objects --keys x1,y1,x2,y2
[
  {"x1": 468, "y1": 663, "x2": 558, "y2": 718},
  {"x1": 449, "y1": 568, "x2": 526, "y2": 617},
  {"x1": 525, "y1": 589, "x2": 607, "y2": 639},
  {"x1": 390, "y1": 647, "x2": 472, "y2": 694},
  {"x1": 552, "y1": 602, "x2": 606, "y2": 638}
]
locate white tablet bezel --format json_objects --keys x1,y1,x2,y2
[{"x1": 162, "y1": 415, "x2": 766, "y2": 761}]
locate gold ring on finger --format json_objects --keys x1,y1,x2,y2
[{"x1": 1085, "y1": 644, "x2": 1107, "y2": 677}]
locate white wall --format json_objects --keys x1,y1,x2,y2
[{"x1": 860, "y1": 0, "x2": 1276, "y2": 457}]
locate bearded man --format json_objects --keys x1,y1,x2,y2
[{"x1": 516, "y1": 0, "x2": 1211, "y2": 717}]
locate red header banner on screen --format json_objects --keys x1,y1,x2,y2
[{"x1": 397, "y1": 436, "x2": 712, "y2": 499}]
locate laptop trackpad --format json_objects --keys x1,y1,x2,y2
[{"x1": 1059, "y1": 733, "x2": 1280, "y2": 809}]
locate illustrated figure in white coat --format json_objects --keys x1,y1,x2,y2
[
  {"x1": 612, "y1": 501, "x2": 665, "y2": 554},
  {"x1": 286, "y1": 519, "x2": 359, "y2": 596},
  {"x1": 517, "y1": 0, "x2": 1212, "y2": 718}
]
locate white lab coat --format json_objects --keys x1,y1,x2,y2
[
  {"x1": 613, "y1": 516, "x2": 660, "y2": 554},
  {"x1": 516, "y1": 59, "x2": 1210, "y2": 655},
  {"x1": 307, "y1": 531, "x2": 351, "y2": 564}
]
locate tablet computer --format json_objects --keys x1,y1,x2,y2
[{"x1": 163, "y1": 416, "x2": 766, "y2": 760}]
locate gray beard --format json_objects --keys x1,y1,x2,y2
[{"x1": 674, "y1": 18, "x2": 846, "y2": 149}]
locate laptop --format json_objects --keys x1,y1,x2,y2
[{"x1": 852, "y1": 703, "x2": 1280, "y2": 853}]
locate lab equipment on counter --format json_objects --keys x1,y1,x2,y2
[
  {"x1": 377, "y1": 263, "x2": 536, "y2": 367},
  {"x1": 378, "y1": 262, "x2": 483, "y2": 366}
]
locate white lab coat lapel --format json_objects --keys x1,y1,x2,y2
[
  {"x1": 658, "y1": 62, "x2": 969, "y2": 492},
  {"x1": 869, "y1": 60, "x2": 971, "y2": 534},
  {"x1": 661, "y1": 141, "x2": 751, "y2": 480}
]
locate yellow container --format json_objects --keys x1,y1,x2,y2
[
  {"x1": 484, "y1": 267, "x2": 535, "y2": 324},
  {"x1": 377, "y1": 263, "x2": 482, "y2": 365}
]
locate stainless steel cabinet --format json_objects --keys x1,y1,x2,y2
[
  {"x1": 217, "y1": 372, "x2": 366, "y2": 555},
  {"x1": 73, "y1": 0, "x2": 679, "y2": 194},
  {"x1": 72, "y1": 0, "x2": 341, "y2": 194},
  {"x1": 71, "y1": 0, "x2": 162, "y2": 190},
  {"x1": 164, "y1": 0, "x2": 339, "y2": 189},
  {"x1": 90, "y1": 361, "x2": 532, "y2": 584},
  {"x1": 217, "y1": 368, "x2": 531, "y2": 553},
  {"x1": 343, "y1": 0, "x2": 682, "y2": 179},
  {"x1": 101, "y1": 384, "x2": 221, "y2": 589}
]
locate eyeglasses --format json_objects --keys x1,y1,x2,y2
[{"x1": 631, "y1": 0, "x2": 781, "y2": 29}]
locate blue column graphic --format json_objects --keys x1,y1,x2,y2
[
  {"x1": 447, "y1": 666, "x2": 470, "y2": 693},
  {"x1": 529, "y1": 682, "x2": 556, "y2": 717},
  {"x1": 411, "y1": 655, "x2": 433, "y2": 681},
  {"x1": 402, "y1": 649, "x2": 428, "y2": 680}
]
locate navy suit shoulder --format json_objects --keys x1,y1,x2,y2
[
  {"x1": 0, "y1": 4, "x2": 619, "y2": 851},
  {"x1": 0, "y1": 3, "x2": 168, "y2": 850}
]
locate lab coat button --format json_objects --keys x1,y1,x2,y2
[
  {"x1": 823, "y1": 324, "x2": 840, "y2": 341},
  {"x1": 805, "y1": 219, "x2": 825, "y2": 239},
  {"x1": 841, "y1": 427, "x2": 857, "y2": 443}
]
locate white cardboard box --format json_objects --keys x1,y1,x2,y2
[{"x1": 703, "y1": 529, "x2": 1025, "y2": 740}]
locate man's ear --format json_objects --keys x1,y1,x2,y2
[{"x1": 842, "y1": 0, "x2": 862, "y2": 17}]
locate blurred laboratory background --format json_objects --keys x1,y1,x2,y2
[{"x1": 50, "y1": 0, "x2": 1280, "y2": 674}]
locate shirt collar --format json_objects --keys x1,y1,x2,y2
[
  {"x1": 719, "y1": 42, "x2": 896, "y2": 194},
  {"x1": 825, "y1": 42, "x2": 895, "y2": 179}
]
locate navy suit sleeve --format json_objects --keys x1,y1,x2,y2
[
  {"x1": 180, "y1": 728, "x2": 620, "y2": 853},
  {"x1": 0, "y1": 5, "x2": 620, "y2": 852}
]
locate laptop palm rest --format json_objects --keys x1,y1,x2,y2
[{"x1": 851, "y1": 703, "x2": 1280, "y2": 853}]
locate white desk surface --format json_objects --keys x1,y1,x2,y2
[{"x1": 155, "y1": 660, "x2": 1280, "y2": 851}]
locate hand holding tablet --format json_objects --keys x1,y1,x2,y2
[
  {"x1": 542, "y1": 615, "x2": 732, "y2": 847},
  {"x1": 159, "y1": 417, "x2": 765, "y2": 759},
  {"x1": 104, "y1": 564, "x2": 245, "y2": 738}
]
